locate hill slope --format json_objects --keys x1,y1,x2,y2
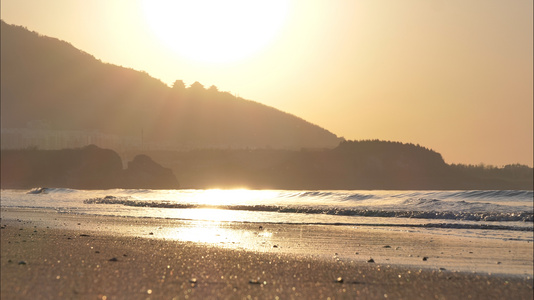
[
  {"x1": 129, "y1": 140, "x2": 533, "y2": 190},
  {"x1": 0, "y1": 20, "x2": 341, "y2": 150}
]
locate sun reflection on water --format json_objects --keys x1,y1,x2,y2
[
  {"x1": 191, "y1": 189, "x2": 280, "y2": 206},
  {"x1": 159, "y1": 217, "x2": 273, "y2": 250},
  {"x1": 179, "y1": 208, "x2": 239, "y2": 222},
  {"x1": 144, "y1": 189, "x2": 279, "y2": 249}
]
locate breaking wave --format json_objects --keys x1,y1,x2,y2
[{"x1": 84, "y1": 195, "x2": 533, "y2": 223}]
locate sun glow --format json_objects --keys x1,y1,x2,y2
[
  {"x1": 140, "y1": 0, "x2": 290, "y2": 64},
  {"x1": 195, "y1": 189, "x2": 261, "y2": 205},
  {"x1": 159, "y1": 221, "x2": 273, "y2": 250}
]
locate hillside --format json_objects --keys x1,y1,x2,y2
[
  {"x1": 0, "y1": 20, "x2": 342, "y2": 150},
  {"x1": 2, "y1": 140, "x2": 531, "y2": 190},
  {"x1": 126, "y1": 140, "x2": 534, "y2": 190}
]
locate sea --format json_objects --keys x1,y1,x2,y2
[{"x1": 1, "y1": 189, "x2": 532, "y2": 242}]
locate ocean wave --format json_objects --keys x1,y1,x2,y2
[
  {"x1": 27, "y1": 187, "x2": 78, "y2": 194},
  {"x1": 400, "y1": 198, "x2": 509, "y2": 212},
  {"x1": 282, "y1": 190, "x2": 533, "y2": 206},
  {"x1": 84, "y1": 195, "x2": 533, "y2": 222},
  {"x1": 447, "y1": 190, "x2": 533, "y2": 200}
]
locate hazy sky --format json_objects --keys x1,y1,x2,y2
[{"x1": 1, "y1": 0, "x2": 532, "y2": 166}]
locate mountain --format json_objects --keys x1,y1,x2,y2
[{"x1": 0, "y1": 20, "x2": 342, "y2": 151}]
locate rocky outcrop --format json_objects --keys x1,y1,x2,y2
[
  {"x1": 123, "y1": 154, "x2": 179, "y2": 189},
  {"x1": 0, "y1": 145, "x2": 179, "y2": 189}
]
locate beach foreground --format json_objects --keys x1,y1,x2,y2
[{"x1": 1, "y1": 208, "x2": 533, "y2": 299}]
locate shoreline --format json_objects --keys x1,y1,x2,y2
[
  {"x1": 2, "y1": 207, "x2": 533, "y2": 299},
  {"x1": 1, "y1": 207, "x2": 532, "y2": 276}
]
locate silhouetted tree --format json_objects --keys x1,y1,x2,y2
[
  {"x1": 172, "y1": 80, "x2": 186, "y2": 91},
  {"x1": 189, "y1": 81, "x2": 205, "y2": 91}
]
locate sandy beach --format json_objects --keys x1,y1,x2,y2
[{"x1": 1, "y1": 208, "x2": 533, "y2": 299}]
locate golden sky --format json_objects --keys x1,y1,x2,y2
[{"x1": 1, "y1": 0, "x2": 532, "y2": 166}]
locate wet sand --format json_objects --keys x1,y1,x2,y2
[{"x1": 1, "y1": 208, "x2": 533, "y2": 299}]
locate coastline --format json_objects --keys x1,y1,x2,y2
[{"x1": 1, "y1": 208, "x2": 533, "y2": 299}]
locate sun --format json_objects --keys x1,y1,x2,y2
[{"x1": 140, "y1": 0, "x2": 290, "y2": 64}]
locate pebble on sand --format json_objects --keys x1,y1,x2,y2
[
  {"x1": 249, "y1": 279, "x2": 266, "y2": 285},
  {"x1": 367, "y1": 258, "x2": 375, "y2": 263},
  {"x1": 108, "y1": 257, "x2": 119, "y2": 262},
  {"x1": 188, "y1": 278, "x2": 198, "y2": 287}
]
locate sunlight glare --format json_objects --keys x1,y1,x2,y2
[
  {"x1": 140, "y1": 0, "x2": 290, "y2": 63},
  {"x1": 196, "y1": 189, "x2": 262, "y2": 205},
  {"x1": 159, "y1": 220, "x2": 273, "y2": 250}
]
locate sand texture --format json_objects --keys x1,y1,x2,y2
[{"x1": 1, "y1": 209, "x2": 533, "y2": 299}]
